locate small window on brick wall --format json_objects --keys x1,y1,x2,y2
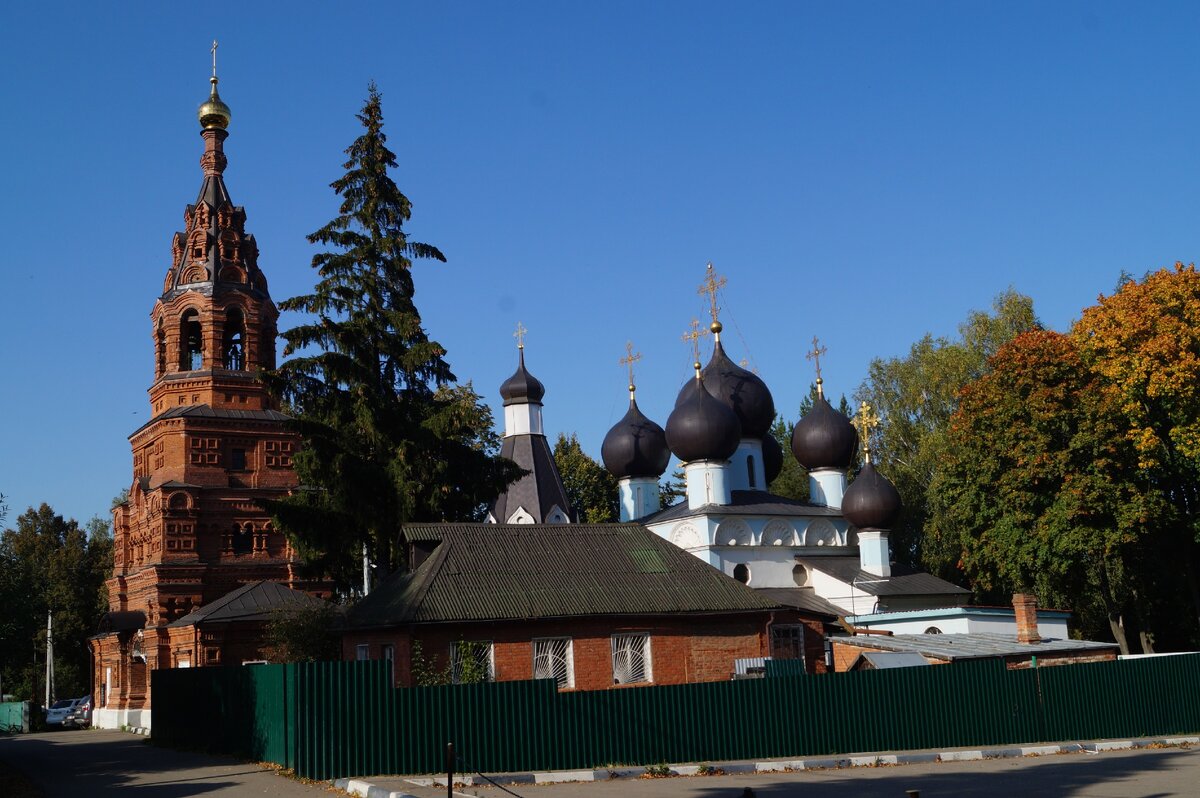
[
  {"x1": 611, "y1": 634, "x2": 651, "y2": 685},
  {"x1": 450, "y1": 641, "x2": 494, "y2": 684},
  {"x1": 533, "y1": 638, "x2": 574, "y2": 689},
  {"x1": 770, "y1": 625, "x2": 807, "y2": 662},
  {"x1": 229, "y1": 448, "x2": 246, "y2": 471}
]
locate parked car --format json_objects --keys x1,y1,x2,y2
[
  {"x1": 44, "y1": 698, "x2": 78, "y2": 727},
  {"x1": 64, "y1": 695, "x2": 92, "y2": 729}
]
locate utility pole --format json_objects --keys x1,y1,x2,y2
[
  {"x1": 45, "y1": 610, "x2": 54, "y2": 707},
  {"x1": 362, "y1": 543, "x2": 370, "y2": 596}
]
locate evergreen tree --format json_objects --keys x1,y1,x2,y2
[
  {"x1": 266, "y1": 85, "x2": 520, "y2": 591},
  {"x1": 660, "y1": 464, "x2": 685, "y2": 509}
]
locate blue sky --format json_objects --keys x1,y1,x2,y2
[{"x1": 3, "y1": 2, "x2": 1200, "y2": 526}]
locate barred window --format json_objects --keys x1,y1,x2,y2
[
  {"x1": 611, "y1": 634, "x2": 651, "y2": 685},
  {"x1": 770, "y1": 625, "x2": 807, "y2": 662},
  {"x1": 533, "y1": 638, "x2": 574, "y2": 689},
  {"x1": 450, "y1": 641, "x2": 494, "y2": 684}
]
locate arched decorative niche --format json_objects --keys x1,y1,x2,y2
[
  {"x1": 803, "y1": 519, "x2": 837, "y2": 547},
  {"x1": 715, "y1": 519, "x2": 753, "y2": 546},
  {"x1": 762, "y1": 519, "x2": 796, "y2": 546},
  {"x1": 669, "y1": 523, "x2": 702, "y2": 549}
]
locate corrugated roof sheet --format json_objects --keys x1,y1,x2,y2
[
  {"x1": 642, "y1": 490, "x2": 842, "y2": 524},
  {"x1": 755, "y1": 588, "x2": 843, "y2": 618},
  {"x1": 169, "y1": 581, "x2": 327, "y2": 627},
  {"x1": 853, "y1": 651, "x2": 931, "y2": 670},
  {"x1": 348, "y1": 523, "x2": 787, "y2": 628},
  {"x1": 836, "y1": 632, "x2": 1118, "y2": 661},
  {"x1": 798, "y1": 557, "x2": 971, "y2": 597}
]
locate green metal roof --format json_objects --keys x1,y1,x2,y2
[{"x1": 348, "y1": 523, "x2": 782, "y2": 628}]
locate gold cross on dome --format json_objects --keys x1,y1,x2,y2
[
  {"x1": 697, "y1": 262, "x2": 727, "y2": 324},
  {"x1": 619, "y1": 341, "x2": 642, "y2": 388},
  {"x1": 853, "y1": 400, "x2": 881, "y2": 461},
  {"x1": 806, "y1": 336, "x2": 827, "y2": 382},
  {"x1": 211, "y1": 40, "x2": 219, "y2": 78},
  {"x1": 514, "y1": 321, "x2": 527, "y2": 349},
  {"x1": 681, "y1": 318, "x2": 709, "y2": 364}
]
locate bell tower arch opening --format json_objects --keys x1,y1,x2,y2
[
  {"x1": 180, "y1": 309, "x2": 203, "y2": 371},
  {"x1": 223, "y1": 307, "x2": 245, "y2": 370}
]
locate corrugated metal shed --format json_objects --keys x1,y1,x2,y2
[
  {"x1": 850, "y1": 651, "x2": 931, "y2": 670},
  {"x1": 836, "y1": 632, "x2": 1118, "y2": 661},
  {"x1": 349, "y1": 523, "x2": 789, "y2": 628}
]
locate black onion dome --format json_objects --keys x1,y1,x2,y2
[
  {"x1": 761, "y1": 433, "x2": 783, "y2": 484},
  {"x1": 676, "y1": 342, "x2": 775, "y2": 437},
  {"x1": 842, "y1": 462, "x2": 902, "y2": 530},
  {"x1": 499, "y1": 349, "x2": 545, "y2": 406},
  {"x1": 666, "y1": 376, "x2": 741, "y2": 463},
  {"x1": 791, "y1": 395, "x2": 857, "y2": 470},
  {"x1": 601, "y1": 398, "x2": 671, "y2": 479}
]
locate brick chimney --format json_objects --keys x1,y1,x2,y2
[{"x1": 1013, "y1": 593, "x2": 1041, "y2": 644}]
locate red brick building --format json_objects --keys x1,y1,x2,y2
[
  {"x1": 90, "y1": 73, "x2": 329, "y2": 729},
  {"x1": 343, "y1": 523, "x2": 834, "y2": 688}
]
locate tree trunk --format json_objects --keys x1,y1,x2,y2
[{"x1": 1107, "y1": 612, "x2": 1131, "y2": 656}]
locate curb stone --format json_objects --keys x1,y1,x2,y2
[{"x1": 331, "y1": 735, "x2": 1200, "y2": 795}]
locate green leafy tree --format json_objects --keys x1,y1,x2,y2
[
  {"x1": 1072, "y1": 262, "x2": 1200, "y2": 646},
  {"x1": 857, "y1": 289, "x2": 1040, "y2": 572},
  {"x1": 553, "y1": 433, "x2": 617, "y2": 523},
  {"x1": 266, "y1": 85, "x2": 521, "y2": 590},
  {"x1": 0, "y1": 505, "x2": 112, "y2": 701},
  {"x1": 927, "y1": 331, "x2": 1165, "y2": 653},
  {"x1": 265, "y1": 602, "x2": 341, "y2": 663}
]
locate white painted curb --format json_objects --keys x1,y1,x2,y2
[{"x1": 331, "y1": 735, "x2": 1200, "y2": 794}]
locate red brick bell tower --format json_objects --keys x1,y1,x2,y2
[{"x1": 92, "y1": 64, "x2": 327, "y2": 721}]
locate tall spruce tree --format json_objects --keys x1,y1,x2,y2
[{"x1": 267, "y1": 85, "x2": 520, "y2": 591}]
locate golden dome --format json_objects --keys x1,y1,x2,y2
[{"x1": 198, "y1": 77, "x2": 231, "y2": 130}]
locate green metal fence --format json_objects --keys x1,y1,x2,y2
[
  {"x1": 152, "y1": 654, "x2": 1200, "y2": 781},
  {"x1": 0, "y1": 701, "x2": 29, "y2": 733}
]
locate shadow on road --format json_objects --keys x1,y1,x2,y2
[{"x1": 0, "y1": 729, "x2": 292, "y2": 797}]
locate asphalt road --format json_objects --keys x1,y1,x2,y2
[
  {"x1": 0, "y1": 728, "x2": 330, "y2": 797},
  {"x1": 4, "y1": 729, "x2": 1200, "y2": 798},
  {"x1": 372, "y1": 745, "x2": 1200, "y2": 798}
]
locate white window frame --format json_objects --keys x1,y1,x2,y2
[
  {"x1": 355, "y1": 644, "x2": 370, "y2": 661},
  {"x1": 450, "y1": 641, "x2": 494, "y2": 684},
  {"x1": 533, "y1": 637, "x2": 575, "y2": 689},
  {"x1": 611, "y1": 633, "x2": 652, "y2": 685},
  {"x1": 381, "y1": 644, "x2": 395, "y2": 679}
]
